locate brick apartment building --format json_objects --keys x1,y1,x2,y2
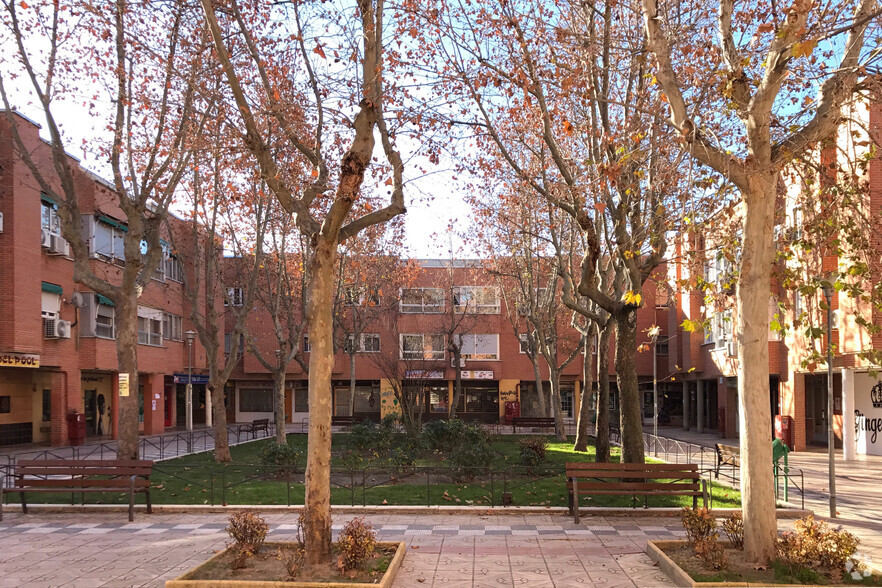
[
  {"x1": 226, "y1": 259, "x2": 673, "y2": 429},
  {"x1": 669, "y1": 93, "x2": 882, "y2": 456},
  {"x1": 0, "y1": 111, "x2": 217, "y2": 447}
]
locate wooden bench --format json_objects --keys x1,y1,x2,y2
[
  {"x1": 566, "y1": 462, "x2": 707, "y2": 523},
  {"x1": 714, "y1": 443, "x2": 740, "y2": 480},
  {"x1": 238, "y1": 418, "x2": 270, "y2": 440},
  {"x1": 331, "y1": 416, "x2": 358, "y2": 429},
  {"x1": 512, "y1": 417, "x2": 555, "y2": 434},
  {"x1": 0, "y1": 459, "x2": 153, "y2": 522}
]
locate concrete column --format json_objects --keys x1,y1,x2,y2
[
  {"x1": 842, "y1": 368, "x2": 855, "y2": 461},
  {"x1": 683, "y1": 381, "x2": 691, "y2": 431},
  {"x1": 696, "y1": 380, "x2": 705, "y2": 434},
  {"x1": 205, "y1": 386, "x2": 213, "y2": 428}
]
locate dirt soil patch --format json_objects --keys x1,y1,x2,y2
[
  {"x1": 182, "y1": 542, "x2": 397, "y2": 584},
  {"x1": 661, "y1": 543, "x2": 882, "y2": 586}
]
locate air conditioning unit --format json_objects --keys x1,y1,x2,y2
[
  {"x1": 41, "y1": 228, "x2": 52, "y2": 248},
  {"x1": 70, "y1": 292, "x2": 87, "y2": 308},
  {"x1": 831, "y1": 309, "x2": 840, "y2": 330},
  {"x1": 55, "y1": 319, "x2": 72, "y2": 339},
  {"x1": 451, "y1": 357, "x2": 466, "y2": 368},
  {"x1": 49, "y1": 234, "x2": 70, "y2": 256},
  {"x1": 0, "y1": 211, "x2": 4, "y2": 233}
]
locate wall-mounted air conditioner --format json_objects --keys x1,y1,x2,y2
[
  {"x1": 0, "y1": 211, "x2": 4, "y2": 233},
  {"x1": 70, "y1": 292, "x2": 87, "y2": 308},
  {"x1": 54, "y1": 319, "x2": 72, "y2": 339},
  {"x1": 451, "y1": 357, "x2": 466, "y2": 368},
  {"x1": 48, "y1": 234, "x2": 70, "y2": 256},
  {"x1": 41, "y1": 228, "x2": 52, "y2": 248}
]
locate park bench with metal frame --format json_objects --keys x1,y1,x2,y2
[
  {"x1": 237, "y1": 418, "x2": 270, "y2": 440},
  {"x1": 0, "y1": 459, "x2": 153, "y2": 522},
  {"x1": 714, "y1": 443, "x2": 740, "y2": 480},
  {"x1": 566, "y1": 461, "x2": 707, "y2": 523},
  {"x1": 331, "y1": 416, "x2": 358, "y2": 429},
  {"x1": 511, "y1": 417, "x2": 555, "y2": 434}
]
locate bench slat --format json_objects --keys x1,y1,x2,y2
[
  {"x1": 568, "y1": 482, "x2": 700, "y2": 491},
  {"x1": 13, "y1": 479, "x2": 151, "y2": 488},
  {"x1": 17, "y1": 467, "x2": 153, "y2": 476}
]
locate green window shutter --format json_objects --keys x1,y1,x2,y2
[{"x1": 41, "y1": 282, "x2": 63, "y2": 295}]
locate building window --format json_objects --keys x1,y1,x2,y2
[
  {"x1": 294, "y1": 385, "x2": 309, "y2": 412},
  {"x1": 162, "y1": 313, "x2": 182, "y2": 342},
  {"x1": 96, "y1": 304, "x2": 115, "y2": 338},
  {"x1": 239, "y1": 388, "x2": 273, "y2": 413},
  {"x1": 164, "y1": 243, "x2": 183, "y2": 282},
  {"x1": 401, "y1": 334, "x2": 445, "y2": 360},
  {"x1": 42, "y1": 389, "x2": 51, "y2": 421},
  {"x1": 226, "y1": 287, "x2": 244, "y2": 307},
  {"x1": 713, "y1": 310, "x2": 732, "y2": 350},
  {"x1": 79, "y1": 294, "x2": 115, "y2": 339},
  {"x1": 362, "y1": 333, "x2": 381, "y2": 352},
  {"x1": 453, "y1": 286, "x2": 500, "y2": 314},
  {"x1": 561, "y1": 389, "x2": 574, "y2": 418},
  {"x1": 41, "y1": 197, "x2": 61, "y2": 236},
  {"x1": 400, "y1": 288, "x2": 444, "y2": 313},
  {"x1": 343, "y1": 285, "x2": 379, "y2": 306},
  {"x1": 92, "y1": 217, "x2": 127, "y2": 262},
  {"x1": 458, "y1": 334, "x2": 499, "y2": 360},
  {"x1": 138, "y1": 319, "x2": 162, "y2": 346},
  {"x1": 0, "y1": 396, "x2": 10, "y2": 413},
  {"x1": 42, "y1": 289, "x2": 61, "y2": 338},
  {"x1": 519, "y1": 333, "x2": 531, "y2": 354},
  {"x1": 303, "y1": 336, "x2": 311, "y2": 353},
  {"x1": 655, "y1": 336, "x2": 669, "y2": 355}
]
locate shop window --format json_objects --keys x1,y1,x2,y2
[
  {"x1": 42, "y1": 389, "x2": 51, "y2": 421},
  {"x1": 240, "y1": 388, "x2": 273, "y2": 412},
  {"x1": 0, "y1": 396, "x2": 10, "y2": 413},
  {"x1": 294, "y1": 385, "x2": 309, "y2": 412}
]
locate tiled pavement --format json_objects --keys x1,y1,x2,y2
[{"x1": 0, "y1": 511, "x2": 681, "y2": 587}]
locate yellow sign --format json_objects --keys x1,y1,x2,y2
[
  {"x1": 0, "y1": 352, "x2": 40, "y2": 368},
  {"x1": 119, "y1": 373, "x2": 130, "y2": 397}
]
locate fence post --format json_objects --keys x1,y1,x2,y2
[
  {"x1": 490, "y1": 469, "x2": 494, "y2": 508},
  {"x1": 427, "y1": 469, "x2": 431, "y2": 508},
  {"x1": 219, "y1": 468, "x2": 223, "y2": 507}
]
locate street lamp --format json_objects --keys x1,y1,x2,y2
[
  {"x1": 648, "y1": 325, "x2": 661, "y2": 456},
  {"x1": 185, "y1": 329, "x2": 196, "y2": 432},
  {"x1": 820, "y1": 280, "x2": 836, "y2": 518}
]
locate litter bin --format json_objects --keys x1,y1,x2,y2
[
  {"x1": 774, "y1": 415, "x2": 793, "y2": 450},
  {"x1": 67, "y1": 412, "x2": 86, "y2": 446}
]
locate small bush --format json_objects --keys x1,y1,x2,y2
[
  {"x1": 277, "y1": 546, "x2": 305, "y2": 578},
  {"x1": 420, "y1": 419, "x2": 495, "y2": 474},
  {"x1": 226, "y1": 510, "x2": 269, "y2": 557},
  {"x1": 776, "y1": 515, "x2": 861, "y2": 574},
  {"x1": 338, "y1": 516, "x2": 377, "y2": 571},
  {"x1": 388, "y1": 444, "x2": 417, "y2": 467},
  {"x1": 341, "y1": 450, "x2": 365, "y2": 472},
  {"x1": 694, "y1": 536, "x2": 728, "y2": 570},
  {"x1": 681, "y1": 507, "x2": 717, "y2": 545},
  {"x1": 348, "y1": 421, "x2": 377, "y2": 451},
  {"x1": 721, "y1": 512, "x2": 744, "y2": 549},
  {"x1": 260, "y1": 441, "x2": 302, "y2": 471},
  {"x1": 519, "y1": 437, "x2": 548, "y2": 472}
]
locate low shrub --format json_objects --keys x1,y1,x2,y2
[
  {"x1": 776, "y1": 515, "x2": 861, "y2": 575},
  {"x1": 519, "y1": 437, "x2": 548, "y2": 472},
  {"x1": 681, "y1": 507, "x2": 717, "y2": 545},
  {"x1": 348, "y1": 421, "x2": 377, "y2": 451},
  {"x1": 259, "y1": 441, "x2": 302, "y2": 472},
  {"x1": 388, "y1": 444, "x2": 417, "y2": 467},
  {"x1": 721, "y1": 512, "x2": 744, "y2": 549},
  {"x1": 226, "y1": 510, "x2": 269, "y2": 558},
  {"x1": 277, "y1": 546, "x2": 306, "y2": 578},
  {"x1": 694, "y1": 536, "x2": 728, "y2": 570},
  {"x1": 338, "y1": 516, "x2": 377, "y2": 571}
]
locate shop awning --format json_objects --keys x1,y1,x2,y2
[
  {"x1": 97, "y1": 215, "x2": 128, "y2": 232},
  {"x1": 97, "y1": 294, "x2": 114, "y2": 307},
  {"x1": 40, "y1": 194, "x2": 58, "y2": 207},
  {"x1": 41, "y1": 282, "x2": 63, "y2": 295}
]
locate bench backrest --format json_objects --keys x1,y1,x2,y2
[
  {"x1": 253, "y1": 418, "x2": 269, "y2": 425},
  {"x1": 513, "y1": 417, "x2": 554, "y2": 423},
  {"x1": 15, "y1": 460, "x2": 154, "y2": 488},
  {"x1": 716, "y1": 444, "x2": 740, "y2": 456},
  {"x1": 565, "y1": 462, "x2": 700, "y2": 485}
]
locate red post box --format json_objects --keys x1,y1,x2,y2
[
  {"x1": 67, "y1": 412, "x2": 86, "y2": 446},
  {"x1": 775, "y1": 415, "x2": 793, "y2": 450},
  {"x1": 504, "y1": 401, "x2": 520, "y2": 425}
]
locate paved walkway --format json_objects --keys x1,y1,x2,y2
[{"x1": 0, "y1": 511, "x2": 681, "y2": 587}]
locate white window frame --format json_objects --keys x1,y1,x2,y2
[
  {"x1": 137, "y1": 306, "x2": 163, "y2": 346},
  {"x1": 518, "y1": 333, "x2": 531, "y2": 354},
  {"x1": 399, "y1": 287, "x2": 444, "y2": 313},
  {"x1": 90, "y1": 217, "x2": 127, "y2": 262},
  {"x1": 95, "y1": 301, "x2": 115, "y2": 339},
  {"x1": 453, "y1": 286, "x2": 500, "y2": 314},
  {"x1": 42, "y1": 292, "x2": 61, "y2": 338},
  {"x1": 226, "y1": 287, "x2": 244, "y2": 307},
  {"x1": 458, "y1": 334, "x2": 499, "y2": 360},
  {"x1": 162, "y1": 313, "x2": 182, "y2": 342},
  {"x1": 41, "y1": 199, "x2": 61, "y2": 236},
  {"x1": 362, "y1": 333, "x2": 381, "y2": 353},
  {"x1": 713, "y1": 310, "x2": 732, "y2": 350},
  {"x1": 400, "y1": 333, "x2": 445, "y2": 360}
]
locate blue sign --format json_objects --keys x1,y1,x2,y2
[{"x1": 173, "y1": 373, "x2": 210, "y2": 385}]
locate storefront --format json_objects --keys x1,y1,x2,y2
[
  {"x1": 0, "y1": 352, "x2": 44, "y2": 445},
  {"x1": 843, "y1": 370, "x2": 882, "y2": 458}
]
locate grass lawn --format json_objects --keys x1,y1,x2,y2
[{"x1": 6, "y1": 433, "x2": 742, "y2": 509}]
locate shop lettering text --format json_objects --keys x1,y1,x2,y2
[
  {"x1": 855, "y1": 410, "x2": 882, "y2": 445},
  {"x1": 0, "y1": 352, "x2": 40, "y2": 368}
]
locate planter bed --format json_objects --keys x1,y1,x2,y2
[
  {"x1": 166, "y1": 541, "x2": 406, "y2": 588},
  {"x1": 646, "y1": 540, "x2": 882, "y2": 587}
]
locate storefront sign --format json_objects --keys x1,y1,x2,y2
[
  {"x1": 462, "y1": 370, "x2": 494, "y2": 380},
  {"x1": 0, "y1": 352, "x2": 40, "y2": 368},
  {"x1": 854, "y1": 376, "x2": 882, "y2": 456},
  {"x1": 404, "y1": 370, "x2": 445, "y2": 380},
  {"x1": 119, "y1": 373, "x2": 130, "y2": 397},
  {"x1": 173, "y1": 373, "x2": 210, "y2": 385}
]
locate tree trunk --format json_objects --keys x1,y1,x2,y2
[
  {"x1": 348, "y1": 351, "x2": 357, "y2": 418},
  {"x1": 531, "y1": 358, "x2": 547, "y2": 417},
  {"x1": 275, "y1": 369, "x2": 287, "y2": 445},
  {"x1": 115, "y1": 294, "x2": 140, "y2": 460},
  {"x1": 304, "y1": 236, "x2": 336, "y2": 564},
  {"x1": 549, "y1": 367, "x2": 566, "y2": 441},
  {"x1": 595, "y1": 321, "x2": 613, "y2": 462},
  {"x1": 615, "y1": 310, "x2": 644, "y2": 464},
  {"x1": 738, "y1": 176, "x2": 778, "y2": 563},
  {"x1": 449, "y1": 352, "x2": 463, "y2": 419},
  {"x1": 210, "y1": 379, "x2": 231, "y2": 462},
  {"x1": 574, "y1": 334, "x2": 594, "y2": 452}
]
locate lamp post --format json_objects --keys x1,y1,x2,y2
[
  {"x1": 648, "y1": 325, "x2": 660, "y2": 456},
  {"x1": 185, "y1": 330, "x2": 196, "y2": 432},
  {"x1": 820, "y1": 281, "x2": 836, "y2": 518}
]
